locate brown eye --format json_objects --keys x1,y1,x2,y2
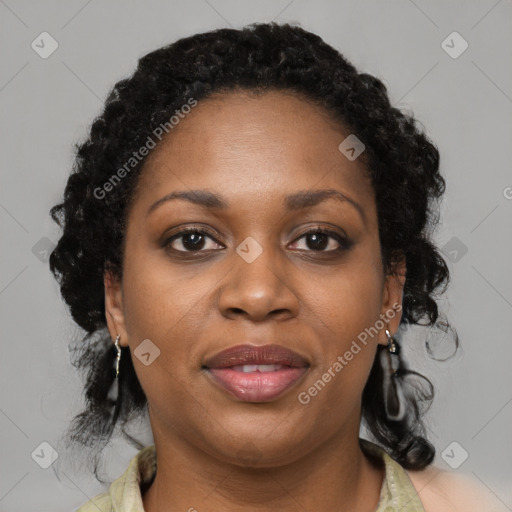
[
  {"x1": 290, "y1": 228, "x2": 351, "y2": 253},
  {"x1": 164, "y1": 229, "x2": 223, "y2": 253}
]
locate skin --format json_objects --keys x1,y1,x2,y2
[{"x1": 104, "y1": 89, "x2": 407, "y2": 512}]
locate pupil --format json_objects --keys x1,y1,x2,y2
[
  {"x1": 183, "y1": 233, "x2": 205, "y2": 251},
  {"x1": 307, "y1": 233, "x2": 328, "y2": 251}
]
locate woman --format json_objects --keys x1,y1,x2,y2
[{"x1": 50, "y1": 22, "x2": 495, "y2": 512}]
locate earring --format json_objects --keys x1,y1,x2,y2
[
  {"x1": 107, "y1": 335, "x2": 122, "y2": 405},
  {"x1": 114, "y1": 334, "x2": 121, "y2": 378},
  {"x1": 379, "y1": 329, "x2": 406, "y2": 421},
  {"x1": 386, "y1": 329, "x2": 399, "y2": 355}
]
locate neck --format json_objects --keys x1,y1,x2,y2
[{"x1": 142, "y1": 417, "x2": 384, "y2": 512}]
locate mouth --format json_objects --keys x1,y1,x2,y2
[{"x1": 203, "y1": 344, "x2": 310, "y2": 402}]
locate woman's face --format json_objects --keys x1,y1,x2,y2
[{"x1": 105, "y1": 90, "x2": 404, "y2": 467}]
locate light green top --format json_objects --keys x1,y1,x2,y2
[{"x1": 75, "y1": 439, "x2": 425, "y2": 511}]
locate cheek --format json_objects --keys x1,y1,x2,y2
[
  {"x1": 120, "y1": 245, "x2": 222, "y2": 391},
  {"x1": 305, "y1": 251, "x2": 384, "y2": 339},
  {"x1": 119, "y1": 255, "x2": 210, "y2": 417},
  {"x1": 122, "y1": 244, "x2": 206, "y2": 336},
  {"x1": 296, "y1": 253, "x2": 384, "y2": 411}
]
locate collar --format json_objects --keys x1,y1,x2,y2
[{"x1": 107, "y1": 440, "x2": 425, "y2": 512}]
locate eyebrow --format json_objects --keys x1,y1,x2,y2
[{"x1": 147, "y1": 188, "x2": 366, "y2": 224}]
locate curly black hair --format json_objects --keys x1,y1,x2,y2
[{"x1": 49, "y1": 21, "x2": 456, "y2": 476}]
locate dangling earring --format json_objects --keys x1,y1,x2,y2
[
  {"x1": 108, "y1": 334, "x2": 122, "y2": 403},
  {"x1": 379, "y1": 329, "x2": 406, "y2": 421},
  {"x1": 114, "y1": 334, "x2": 121, "y2": 378}
]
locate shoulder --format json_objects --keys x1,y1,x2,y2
[
  {"x1": 74, "y1": 491, "x2": 111, "y2": 512},
  {"x1": 406, "y1": 464, "x2": 508, "y2": 512}
]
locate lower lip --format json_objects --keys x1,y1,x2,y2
[{"x1": 206, "y1": 367, "x2": 308, "y2": 402}]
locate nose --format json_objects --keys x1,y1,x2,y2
[{"x1": 216, "y1": 241, "x2": 300, "y2": 323}]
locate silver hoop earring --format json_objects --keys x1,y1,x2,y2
[{"x1": 379, "y1": 329, "x2": 406, "y2": 421}]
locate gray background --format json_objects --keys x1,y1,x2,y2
[{"x1": 1, "y1": 1, "x2": 511, "y2": 511}]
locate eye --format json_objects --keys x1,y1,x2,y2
[
  {"x1": 289, "y1": 228, "x2": 350, "y2": 253},
  {"x1": 164, "y1": 228, "x2": 224, "y2": 253},
  {"x1": 163, "y1": 226, "x2": 351, "y2": 255}
]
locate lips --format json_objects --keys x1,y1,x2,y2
[{"x1": 203, "y1": 344, "x2": 309, "y2": 402}]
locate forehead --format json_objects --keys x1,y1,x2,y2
[{"x1": 133, "y1": 90, "x2": 374, "y2": 213}]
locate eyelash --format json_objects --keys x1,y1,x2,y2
[{"x1": 163, "y1": 226, "x2": 352, "y2": 255}]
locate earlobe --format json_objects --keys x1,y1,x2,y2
[{"x1": 104, "y1": 270, "x2": 128, "y2": 347}]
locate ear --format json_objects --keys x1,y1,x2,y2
[
  {"x1": 104, "y1": 270, "x2": 129, "y2": 347},
  {"x1": 378, "y1": 255, "x2": 406, "y2": 346}
]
